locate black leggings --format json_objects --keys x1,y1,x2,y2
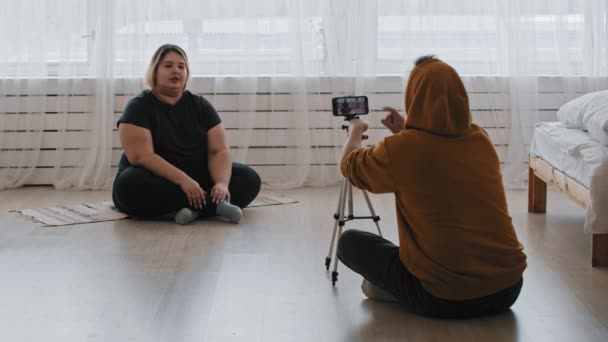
[
  {"x1": 337, "y1": 229, "x2": 523, "y2": 319},
  {"x1": 112, "y1": 162, "x2": 261, "y2": 218}
]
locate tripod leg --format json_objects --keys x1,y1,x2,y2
[
  {"x1": 347, "y1": 180, "x2": 354, "y2": 220},
  {"x1": 361, "y1": 190, "x2": 383, "y2": 237},
  {"x1": 326, "y1": 179, "x2": 347, "y2": 269},
  {"x1": 332, "y1": 181, "x2": 349, "y2": 286}
]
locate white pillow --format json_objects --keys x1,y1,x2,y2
[
  {"x1": 557, "y1": 90, "x2": 608, "y2": 144},
  {"x1": 585, "y1": 110, "x2": 608, "y2": 145}
]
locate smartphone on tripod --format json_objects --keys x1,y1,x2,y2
[{"x1": 331, "y1": 96, "x2": 369, "y2": 118}]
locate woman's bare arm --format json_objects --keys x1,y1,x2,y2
[{"x1": 207, "y1": 123, "x2": 232, "y2": 203}]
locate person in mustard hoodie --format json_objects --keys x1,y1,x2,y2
[{"x1": 337, "y1": 55, "x2": 526, "y2": 318}]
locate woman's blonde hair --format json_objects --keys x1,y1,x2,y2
[{"x1": 145, "y1": 44, "x2": 191, "y2": 91}]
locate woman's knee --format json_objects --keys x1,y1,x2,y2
[
  {"x1": 112, "y1": 168, "x2": 152, "y2": 208},
  {"x1": 230, "y1": 163, "x2": 261, "y2": 207},
  {"x1": 114, "y1": 169, "x2": 134, "y2": 198},
  {"x1": 247, "y1": 168, "x2": 261, "y2": 193},
  {"x1": 114, "y1": 167, "x2": 147, "y2": 190},
  {"x1": 232, "y1": 162, "x2": 261, "y2": 188}
]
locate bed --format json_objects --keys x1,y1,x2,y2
[{"x1": 528, "y1": 91, "x2": 608, "y2": 267}]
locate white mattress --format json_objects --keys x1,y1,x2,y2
[{"x1": 530, "y1": 122, "x2": 608, "y2": 233}]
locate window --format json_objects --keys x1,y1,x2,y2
[
  {"x1": 1, "y1": 0, "x2": 603, "y2": 77},
  {"x1": 113, "y1": 17, "x2": 326, "y2": 76},
  {"x1": 0, "y1": 0, "x2": 89, "y2": 77},
  {"x1": 376, "y1": 0, "x2": 589, "y2": 75}
]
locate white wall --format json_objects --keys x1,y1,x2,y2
[{"x1": 0, "y1": 76, "x2": 599, "y2": 185}]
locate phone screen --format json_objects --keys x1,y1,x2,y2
[{"x1": 332, "y1": 96, "x2": 369, "y2": 116}]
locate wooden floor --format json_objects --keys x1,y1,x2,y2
[{"x1": 0, "y1": 186, "x2": 607, "y2": 342}]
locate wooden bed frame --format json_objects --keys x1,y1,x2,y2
[{"x1": 528, "y1": 153, "x2": 608, "y2": 266}]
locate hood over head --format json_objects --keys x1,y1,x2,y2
[{"x1": 404, "y1": 58, "x2": 472, "y2": 136}]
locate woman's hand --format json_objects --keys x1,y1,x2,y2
[
  {"x1": 210, "y1": 182, "x2": 230, "y2": 204},
  {"x1": 179, "y1": 177, "x2": 206, "y2": 209},
  {"x1": 381, "y1": 106, "x2": 405, "y2": 134}
]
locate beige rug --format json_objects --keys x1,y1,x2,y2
[
  {"x1": 248, "y1": 191, "x2": 298, "y2": 207},
  {"x1": 13, "y1": 202, "x2": 127, "y2": 227},
  {"x1": 13, "y1": 192, "x2": 297, "y2": 227}
]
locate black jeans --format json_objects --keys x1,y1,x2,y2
[
  {"x1": 337, "y1": 229, "x2": 523, "y2": 319},
  {"x1": 112, "y1": 162, "x2": 261, "y2": 218}
]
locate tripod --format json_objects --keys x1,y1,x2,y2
[{"x1": 324, "y1": 121, "x2": 382, "y2": 286}]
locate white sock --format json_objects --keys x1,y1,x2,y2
[
  {"x1": 174, "y1": 208, "x2": 199, "y2": 225},
  {"x1": 361, "y1": 279, "x2": 398, "y2": 302},
  {"x1": 216, "y1": 200, "x2": 242, "y2": 224}
]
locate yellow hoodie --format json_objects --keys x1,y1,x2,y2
[{"x1": 341, "y1": 59, "x2": 526, "y2": 300}]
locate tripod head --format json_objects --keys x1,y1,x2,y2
[{"x1": 341, "y1": 115, "x2": 360, "y2": 131}]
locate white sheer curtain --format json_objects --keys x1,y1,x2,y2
[
  {"x1": 376, "y1": 0, "x2": 608, "y2": 188},
  {"x1": 0, "y1": 0, "x2": 133, "y2": 190},
  {"x1": 1, "y1": 0, "x2": 607, "y2": 190}
]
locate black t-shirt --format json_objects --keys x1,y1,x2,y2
[{"x1": 116, "y1": 90, "x2": 222, "y2": 176}]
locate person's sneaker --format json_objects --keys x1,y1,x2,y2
[
  {"x1": 361, "y1": 279, "x2": 398, "y2": 302},
  {"x1": 174, "y1": 208, "x2": 199, "y2": 225},
  {"x1": 216, "y1": 200, "x2": 242, "y2": 224}
]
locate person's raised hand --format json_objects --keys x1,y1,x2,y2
[
  {"x1": 179, "y1": 177, "x2": 206, "y2": 209},
  {"x1": 381, "y1": 106, "x2": 405, "y2": 134}
]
